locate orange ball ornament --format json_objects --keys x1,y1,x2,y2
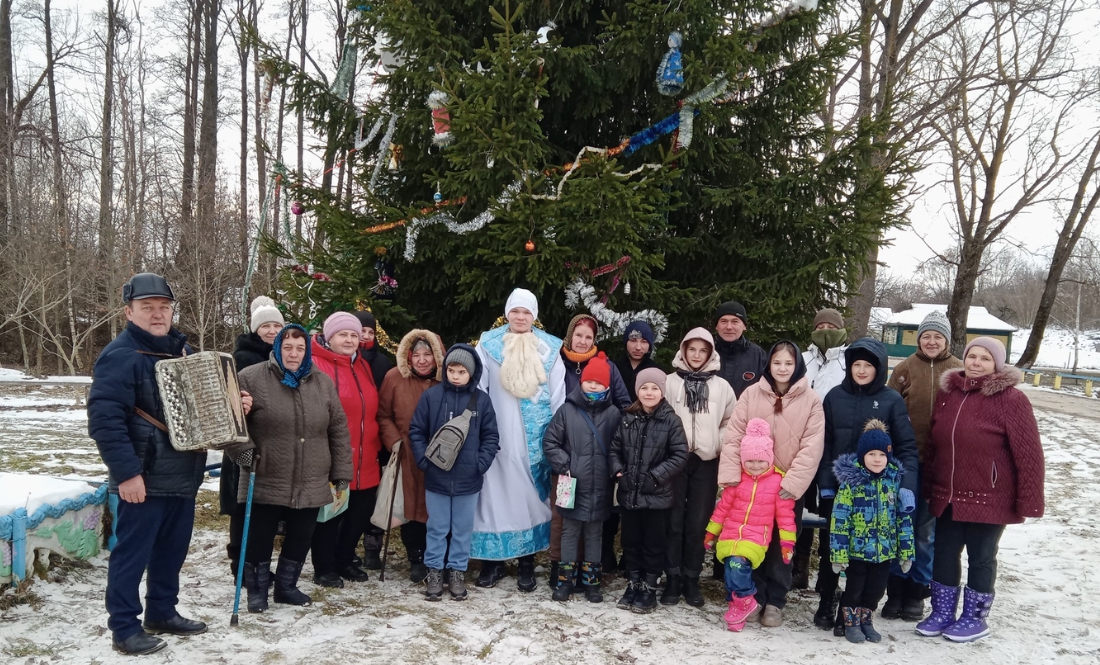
[{"x1": 525, "y1": 239, "x2": 535, "y2": 253}]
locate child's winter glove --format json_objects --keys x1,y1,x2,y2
[
  {"x1": 781, "y1": 545, "x2": 793, "y2": 565},
  {"x1": 900, "y1": 559, "x2": 913, "y2": 574},
  {"x1": 704, "y1": 532, "x2": 717, "y2": 551},
  {"x1": 832, "y1": 562, "x2": 847, "y2": 575},
  {"x1": 899, "y1": 488, "x2": 916, "y2": 514}
]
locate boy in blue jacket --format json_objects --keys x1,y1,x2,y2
[{"x1": 410, "y1": 344, "x2": 500, "y2": 600}]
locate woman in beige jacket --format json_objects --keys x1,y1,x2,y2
[
  {"x1": 662, "y1": 327, "x2": 737, "y2": 607},
  {"x1": 719, "y1": 340, "x2": 825, "y2": 627}
]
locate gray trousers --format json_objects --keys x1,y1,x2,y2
[{"x1": 561, "y1": 518, "x2": 604, "y2": 563}]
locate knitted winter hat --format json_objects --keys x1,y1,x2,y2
[
  {"x1": 740, "y1": 418, "x2": 775, "y2": 468},
  {"x1": 505, "y1": 287, "x2": 539, "y2": 321},
  {"x1": 323, "y1": 312, "x2": 362, "y2": 342},
  {"x1": 445, "y1": 346, "x2": 477, "y2": 377},
  {"x1": 963, "y1": 336, "x2": 1007, "y2": 372},
  {"x1": 250, "y1": 296, "x2": 285, "y2": 333},
  {"x1": 813, "y1": 308, "x2": 844, "y2": 330},
  {"x1": 635, "y1": 367, "x2": 667, "y2": 396},
  {"x1": 354, "y1": 311, "x2": 377, "y2": 331},
  {"x1": 624, "y1": 321, "x2": 655, "y2": 348},
  {"x1": 715, "y1": 301, "x2": 748, "y2": 324},
  {"x1": 847, "y1": 345, "x2": 879, "y2": 370},
  {"x1": 917, "y1": 310, "x2": 951, "y2": 341},
  {"x1": 857, "y1": 419, "x2": 894, "y2": 464},
  {"x1": 581, "y1": 352, "x2": 611, "y2": 388}
]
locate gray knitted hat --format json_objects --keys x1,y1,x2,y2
[
  {"x1": 917, "y1": 310, "x2": 951, "y2": 341},
  {"x1": 445, "y1": 347, "x2": 477, "y2": 378}
]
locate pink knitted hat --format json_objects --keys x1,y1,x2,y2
[
  {"x1": 740, "y1": 418, "x2": 775, "y2": 469},
  {"x1": 323, "y1": 311, "x2": 362, "y2": 342}
]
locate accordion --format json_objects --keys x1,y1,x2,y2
[{"x1": 155, "y1": 351, "x2": 249, "y2": 451}]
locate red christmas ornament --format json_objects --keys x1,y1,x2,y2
[
  {"x1": 291, "y1": 201, "x2": 305, "y2": 216},
  {"x1": 525, "y1": 239, "x2": 535, "y2": 253}
]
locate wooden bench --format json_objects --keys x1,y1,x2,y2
[{"x1": 1054, "y1": 373, "x2": 1096, "y2": 397}]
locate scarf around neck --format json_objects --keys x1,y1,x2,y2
[{"x1": 676, "y1": 368, "x2": 714, "y2": 414}]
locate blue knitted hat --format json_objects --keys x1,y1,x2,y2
[{"x1": 856, "y1": 419, "x2": 894, "y2": 464}]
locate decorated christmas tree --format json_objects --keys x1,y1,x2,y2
[{"x1": 261, "y1": 0, "x2": 905, "y2": 348}]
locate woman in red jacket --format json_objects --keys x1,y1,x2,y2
[
  {"x1": 309, "y1": 312, "x2": 383, "y2": 587},
  {"x1": 917, "y1": 337, "x2": 1044, "y2": 643}
]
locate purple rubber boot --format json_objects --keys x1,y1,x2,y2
[
  {"x1": 943, "y1": 587, "x2": 994, "y2": 643},
  {"x1": 915, "y1": 580, "x2": 961, "y2": 637}
]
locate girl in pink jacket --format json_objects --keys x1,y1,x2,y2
[{"x1": 705, "y1": 418, "x2": 797, "y2": 632}]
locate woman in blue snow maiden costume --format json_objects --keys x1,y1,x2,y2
[{"x1": 472, "y1": 288, "x2": 566, "y2": 591}]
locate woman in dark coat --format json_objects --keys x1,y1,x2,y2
[
  {"x1": 227, "y1": 324, "x2": 353, "y2": 613},
  {"x1": 222, "y1": 295, "x2": 284, "y2": 576},
  {"x1": 916, "y1": 337, "x2": 1044, "y2": 643},
  {"x1": 542, "y1": 352, "x2": 623, "y2": 602}
]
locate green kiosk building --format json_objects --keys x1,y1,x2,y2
[{"x1": 881, "y1": 304, "x2": 1016, "y2": 358}]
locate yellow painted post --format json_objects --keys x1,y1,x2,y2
[
  {"x1": 1032, "y1": 372, "x2": 1041, "y2": 387},
  {"x1": 1053, "y1": 375, "x2": 1063, "y2": 391},
  {"x1": 1086, "y1": 379, "x2": 1094, "y2": 397}
]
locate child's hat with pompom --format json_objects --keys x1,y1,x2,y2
[
  {"x1": 250, "y1": 295, "x2": 285, "y2": 333},
  {"x1": 741, "y1": 418, "x2": 774, "y2": 469},
  {"x1": 857, "y1": 419, "x2": 894, "y2": 463}
]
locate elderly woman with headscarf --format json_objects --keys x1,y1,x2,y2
[
  {"x1": 228, "y1": 324, "x2": 353, "y2": 613},
  {"x1": 376, "y1": 328, "x2": 445, "y2": 583},
  {"x1": 471, "y1": 288, "x2": 566, "y2": 591}
]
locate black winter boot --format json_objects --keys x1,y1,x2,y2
[
  {"x1": 408, "y1": 550, "x2": 428, "y2": 584},
  {"x1": 313, "y1": 571, "x2": 344, "y2": 588},
  {"x1": 243, "y1": 562, "x2": 270, "y2": 613},
  {"x1": 476, "y1": 561, "x2": 505, "y2": 588},
  {"x1": 360, "y1": 549, "x2": 383, "y2": 571},
  {"x1": 881, "y1": 575, "x2": 905, "y2": 619},
  {"x1": 791, "y1": 553, "x2": 811, "y2": 590},
  {"x1": 843, "y1": 607, "x2": 865, "y2": 643},
  {"x1": 273, "y1": 557, "x2": 311, "y2": 606},
  {"x1": 860, "y1": 607, "x2": 882, "y2": 642},
  {"x1": 900, "y1": 578, "x2": 930, "y2": 621},
  {"x1": 618, "y1": 570, "x2": 642, "y2": 610},
  {"x1": 581, "y1": 562, "x2": 603, "y2": 603},
  {"x1": 632, "y1": 573, "x2": 660, "y2": 614},
  {"x1": 517, "y1": 556, "x2": 537, "y2": 592},
  {"x1": 813, "y1": 590, "x2": 838, "y2": 630},
  {"x1": 552, "y1": 562, "x2": 575, "y2": 602},
  {"x1": 682, "y1": 575, "x2": 704, "y2": 607},
  {"x1": 548, "y1": 560, "x2": 560, "y2": 589},
  {"x1": 339, "y1": 564, "x2": 370, "y2": 582},
  {"x1": 660, "y1": 574, "x2": 682, "y2": 605}
]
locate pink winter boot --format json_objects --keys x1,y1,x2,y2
[{"x1": 725, "y1": 595, "x2": 759, "y2": 632}]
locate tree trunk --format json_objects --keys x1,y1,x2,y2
[
  {"x1": 947, "y1": 242, "x2": 985, "y2": 355},
  {"x1": 295, "y1": 0, "x2": 307, "y2": 240},
  {"x1": 98, "y1": 0, "x2": 120, "y2": 337},
  {"x1": 0, "y1": 0, "x2": 13, "y2": 241},
  {"x1": 181, "y1": 0, "x2": 202, "y2": 232},
  {"x1": 237, "y1": 0, "x2": 250, "y2": 271}
]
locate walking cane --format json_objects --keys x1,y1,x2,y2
[
  {"x1": 230, "y1": 466, "x2": 256, "y2": 627},
  {"x1": 378, "y1": 442, "x2": 404, "y2": 582}
]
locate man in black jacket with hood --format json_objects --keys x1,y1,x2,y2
[{"x1": 713, "y1": 301, "x2": 768, "y2": 398}]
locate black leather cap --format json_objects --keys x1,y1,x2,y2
[{"x1": 122, "y1": 273, "x2": 175, "y2": 303}]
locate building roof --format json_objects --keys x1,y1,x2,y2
[{"x1": 885, "y1": 303, "x2": 1016, "y2": 333}]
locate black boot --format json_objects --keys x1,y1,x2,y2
[
  {"x1": 476, "y1": 561, "x2": 505, "y2": 588},
  {"x1": 143, "y1": 614, "x2": 207, "y2": 636},
  {"x1": 618, "y1": 570, "x2": 642, "y2": 610},
  {"x1": 360, "y1": 549, "x2": 383, "y2": 571},
  {"x1": 313, "y1": 571, "x2": 344, "y2": 588},
  {"x1": 339, "y1": 563, "x2": 370, "y2": 582},
  {"x1": 632, "y1": 573, "x2": 660, "y2": 614},
  {"x1": 660, "y1": 574, "x2": 682, "y2": 605},
  {"x1": 552, "y1": 562, "x2": 574, "y2": 602},
  {"x1": 548, "y1": 560, "x2": 560, "y2": 590},
  {"x1": 900, "y1": 578, "x2": 930, "y2": 621},
  {"x1": 243, "y1": 562, "x2": 270, "y2": 613},
  {"x1": 517, "y1": 556, "x2": 537, "y2": 592},
  {"x1": 408, "y1": 550, "x2": 428, "y2": 584},
  {"x1": 581, "y1": 562, "x2": 603, "y2": 603},
  {"x1": 813, "y1": 590, "x2": 838, "y2": 630},
  {"x1": 791, "y1": 553, "x2": 811, "y2": 590},
  {"x1": 112, "y1": 631, "x2": 167, "y2": 655},
  {"x1": 881, "y1": 575, "x2": 905, "y2": 619},
  {"x1": 273, "y1": 557, "x2": 311, "y2": 606},
  {"x1": 682, "y1": 575, "x2": 704, "y2": 607}
]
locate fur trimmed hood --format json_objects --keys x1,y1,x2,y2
[
  {"x1": 396, "y1": 329, "x2": 445, "y2": 381},
  {"x1": 939, "y1": 365, "x2": 1023, "y2": 397},
  {"x1": 832, "y1": 452, "x2": 902, "y2": 486}
]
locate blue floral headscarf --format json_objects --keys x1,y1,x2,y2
[{"x1": 273, "y1": 323, "x2": 312, "y2": 388}]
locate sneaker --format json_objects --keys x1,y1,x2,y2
[
  {"x1": 425, "y1": 568, "x2": 444, "y2": 601},
  {"x1": 447, "y1": 569, "x2": 468, "y2": 600}
]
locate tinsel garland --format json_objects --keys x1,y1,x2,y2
[
  {"x1": 402, "y1": 181, "x2": 522, "y2": 260},
  {"x1": 564, "y1": 278, "x2": 669, "y2": 343}
]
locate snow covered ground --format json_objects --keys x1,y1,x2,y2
[
  {"x1": 2, "y1": 382, "x2": 1099, "y2": 664},
  {"x1": 1012, "y1": 328, "x2": 1100, "y2": 370}
]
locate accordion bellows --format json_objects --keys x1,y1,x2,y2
[{"x1": 155, "y1": 351, "x2": 250, "y2": 451}]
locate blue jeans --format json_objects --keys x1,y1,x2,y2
[
  {"x1": 425, "y1": 491, "x2": 479, "y2": 572},
  {"x1": 892, "y1": 494, "x2": 935, "y2": 586},
  {"x1": 106, "y1": 495, "x2": 195, "y2": 642},
  {"x1": 724, "y1": 556, "x2": 757, "y2": 601}
]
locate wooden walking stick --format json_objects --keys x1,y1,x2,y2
[
  {"x1": 231, "y1": 466, "x2": 256, "y2": 627},
  {"x1": 378, "y1": 441, "x2": 404, "y2": 582}
]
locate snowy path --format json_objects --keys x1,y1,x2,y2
[{"x1": 2, "y1": 401, "x2": 1099, "y2": 663}]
